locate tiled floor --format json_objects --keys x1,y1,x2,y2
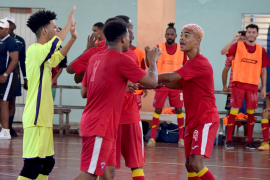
[{"x1": 0, "y1": 135, "x2": 269, "y2": 180}]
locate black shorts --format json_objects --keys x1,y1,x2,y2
[{"x1": 0, "y1": 72, "x2": 18, "y2": 101}]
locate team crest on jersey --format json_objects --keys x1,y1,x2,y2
[
  {"x1": 230, "y1": 99, "x2": 234, "y2": 103},
  {"x1": 193, "y1": 130, "x2": 199, "y2": 141},
  {"x1": 101, "y1": 161, "x2": 106, "y2": 170},
  {"x1": 153, "y1": 99, "x2": 156, "y2": 104}
]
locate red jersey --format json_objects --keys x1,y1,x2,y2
[
  {"x1": 71, "y1": 46, "x2": 108, "y2": 75},
  {"x1": 227, "y1": 42, "x2": 270, "y2": 91},
  {"x1": 97, "y1": 40, "x2": 105, "y2": 47},
  {"x1": 81, "y1": 49, "x2": 147, "y2": 142},
  {"x1": 119, "y1": 49, "x2": 141, "y2": 125},
  {"x1": 176, "y1": 54, "x2": 219, "y2": 129}
]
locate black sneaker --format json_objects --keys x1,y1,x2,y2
[
  {"x1": 225, "y1": 141, "x2": 234, "y2": 149},
  {"x1": 246, "y1": 142, "x2": 257, "y2": 149},
  {"x1": 10, "y1": 128, "x2": 18, "y2": 137}
]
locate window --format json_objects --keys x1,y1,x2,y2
[{"x1": 242, "y1": 14, "x2": 270, "y2": 50}]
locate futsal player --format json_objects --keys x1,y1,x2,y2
[
  {"x1": 146, "y1": 23, "x2": 187, "y2": 148},
  {"x1": 158, "y1": 24, "x2": 219, "y2": 180},
  {"x1": 17, "y1": 7, "x2": 77, "y2": 180},
  {"x1": 225, "y1": 24, "x2": 270, "y2": 149},
  {"x1": 74, "y1": 19, "x2": 161, "y2": 180}
]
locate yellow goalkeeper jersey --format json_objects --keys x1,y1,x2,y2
[{"x1": 22, "y1": 36, "x2": 64, "y2": 128}]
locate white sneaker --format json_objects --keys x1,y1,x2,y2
[
  {"x1": 0, "y1": 129, "x2": 11, "y2": 140},
  {"x1": 178, "y1": 139, "x2": 184, "y2": 148}
]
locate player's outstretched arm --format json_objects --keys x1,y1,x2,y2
[
  {"x1": 138, "y1": 47, "x2": 162, "y2": 88},
  {"x1": 158, "y1": 72, "x2": 182, "y2": 90},
  {"x1": 56, "y1": 6, "x2": 76, "y2": 42},
  {"x1": 59, "y1": 22, "x2": 77, "y2": 57},
  {"x1": 221, "y1": 33, "x2": 240, "y2": 55}
]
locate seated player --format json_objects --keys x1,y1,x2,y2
[
  {"x1": 74, "y1": 19, "x2": 161, "y2": 180},
  {"x1": 158, "y1": 24, "x2": 219, "y2": 180},
  {"x1": 258, "y1": 94, "x2": 270, "y2": 151},
  {"x1": 17, "y1": 7, "x2": 77, "y2": 180}
]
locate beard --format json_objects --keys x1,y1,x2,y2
[{"x1": 166, "y1": 39, "x2": 175, "y2": 45}]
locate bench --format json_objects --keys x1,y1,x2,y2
[{"x1": 15, "y1": 103, "x2": 71, "y2": 137}]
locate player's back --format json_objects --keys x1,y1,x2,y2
[{"x1": 80, "y1": 48, "x2": 145, "y2": 141}]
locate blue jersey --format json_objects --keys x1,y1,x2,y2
[{"x1": 0, "y1": 34, "x2": 18, "y2": 74}]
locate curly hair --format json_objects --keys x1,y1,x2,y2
[
  {"x1": 103, "y1": 20, "x2": 127, "y2": 42},
  {"x1": 27, "y1": 10, "x2": 57, "y2": 38},
  {"x1": 93, "y1": 22, "x2": 104, "y2": 30},
  {"x1": 166, "y1": 22, "x2": 176, "y2": 33},
  {"x1": 105, "y1": 17, "x2": 126, "y2": 25}
]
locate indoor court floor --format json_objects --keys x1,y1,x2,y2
[{"x1": 0, "y1": 135, "x2": 269, "y2": 180}]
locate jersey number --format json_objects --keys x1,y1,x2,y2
[{"x1": 91, "y1": 60, "x2": 100, "y2": 82}]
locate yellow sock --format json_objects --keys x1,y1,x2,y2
[
  {"x1": 36, "y1": 174, "x2": 48, "y2": 180},
  {"x1": 132, "y1": 169, "x2": 145, "y2": 179},
  {"x1": 17, "y1": 176, "x2": 31, "y2": 180}
]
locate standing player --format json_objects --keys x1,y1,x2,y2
[
  {"x1": 0, "y1": 19, "x2": 18, "y2": 140},
  {"x1": 17, "y1": 7, "x2": 77, "y2": 180},
  {"x1": 92, "y1": 22, "x2": 106, "y2": 47},
  {"x1": 258, "y1": 93, "x2": 270, "y2": 150},
  {"x1": 114, "y1": 15, "x2": 146, "y2": 180},
  {"x1": 158, "y1": 24, "x2": 219, "y2": 180},
  {"x1": 146, "y1": 23, "x2": 187, "y2": 148},
  {"x1": 225, "y1": 24, "x2": 270, "y2": 149},
  {"x1": 5, "y1": 16, "x2": 28, "y2": 137},
  {"x1": 74, "y1": 20, "x2": 161, "y2": 180}
]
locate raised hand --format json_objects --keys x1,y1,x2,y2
[
  {"x1": 68, "y1": 6, "x2": 76, "y2": 27},
  {"x1": 147, "y1": 47, "x2": 162, "y2": 62},
  {"x1": 70, "y1": 22, "x2": 77, "y2": 39},
  {"x1": 86, "y1": 32, "x2": 100, "y2": 50},
  {"x1": 233, "y1": 33, "x2": 241, "y2": 42}
]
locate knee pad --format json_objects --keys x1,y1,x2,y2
[
  {"x1": 20, "y1": 159, "x2": 43, "y2": 179},
  {"x1": 40, "y1": 157, "x2": 55, "y2": 175}
]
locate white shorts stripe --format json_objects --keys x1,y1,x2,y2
[
  {"x1": 3, "y1": 72, "x2": 13, "y2": 101},
  {"x1": 201, "y1": 123, "x2": 212, "y2": 155},
  {"x1": 88, "y1": 136, "x2": 103, "y2": 174},
  {"x1": 139, "y1": 121, "x2": 144, "y2": 159}
]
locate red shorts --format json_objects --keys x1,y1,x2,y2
[
  {"x1": 115, "y1": 122, "x2": 145, "y2": 169},
  {"x1": 135, "y1": 94, "x2": 142, "y2": 110},
  {"x1": 80, "y1": 136, "x2": 115, "y2": 176},
  {"x1": 153, "y1": 91, "x2": 183, "y2": 109},
  {"x1": 184, "y1": 122, "x2": 218, "y2": 159},
  {"x1": 230, "y1": 86, "x2": 258, "y2": 109}
]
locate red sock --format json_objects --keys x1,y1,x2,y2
[
  {"x1": 177, "y1": 113, "x2": 184, "y2": 140},
  {"x1": 132, "y1": 169, "x2": 145, "y2": 180},
  {"x1": 261, "y1": 119, "x2": 269, "y2": 142},
  {"x1": 197, "y1": 167, "x2": 215, "y2": 180},
  {"x1": 226, "y1": 114, "x2": 236, "y2": 142},
  {"x1": 247, "y1": 112, "x2": 255, "y2": 142},
  {"x1": 150, "y1": 113, "x2": 160, "y2": 140},
  {"x1": 187, "y1": 172, "x2": 200, "y2": 180},
  {"x1": 133, "y1": 177, "x2": 145, "y2": 180}
]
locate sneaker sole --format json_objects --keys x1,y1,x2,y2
[
  {"x1": 225, "y1": 146, "x2": 234, "y2": 149},
  {"x1": 246, "y1": 147, "x2": 257, "y2": 150},
  {"x1": 258, "y1": 148, "x2": 269, "y2": 151}
]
